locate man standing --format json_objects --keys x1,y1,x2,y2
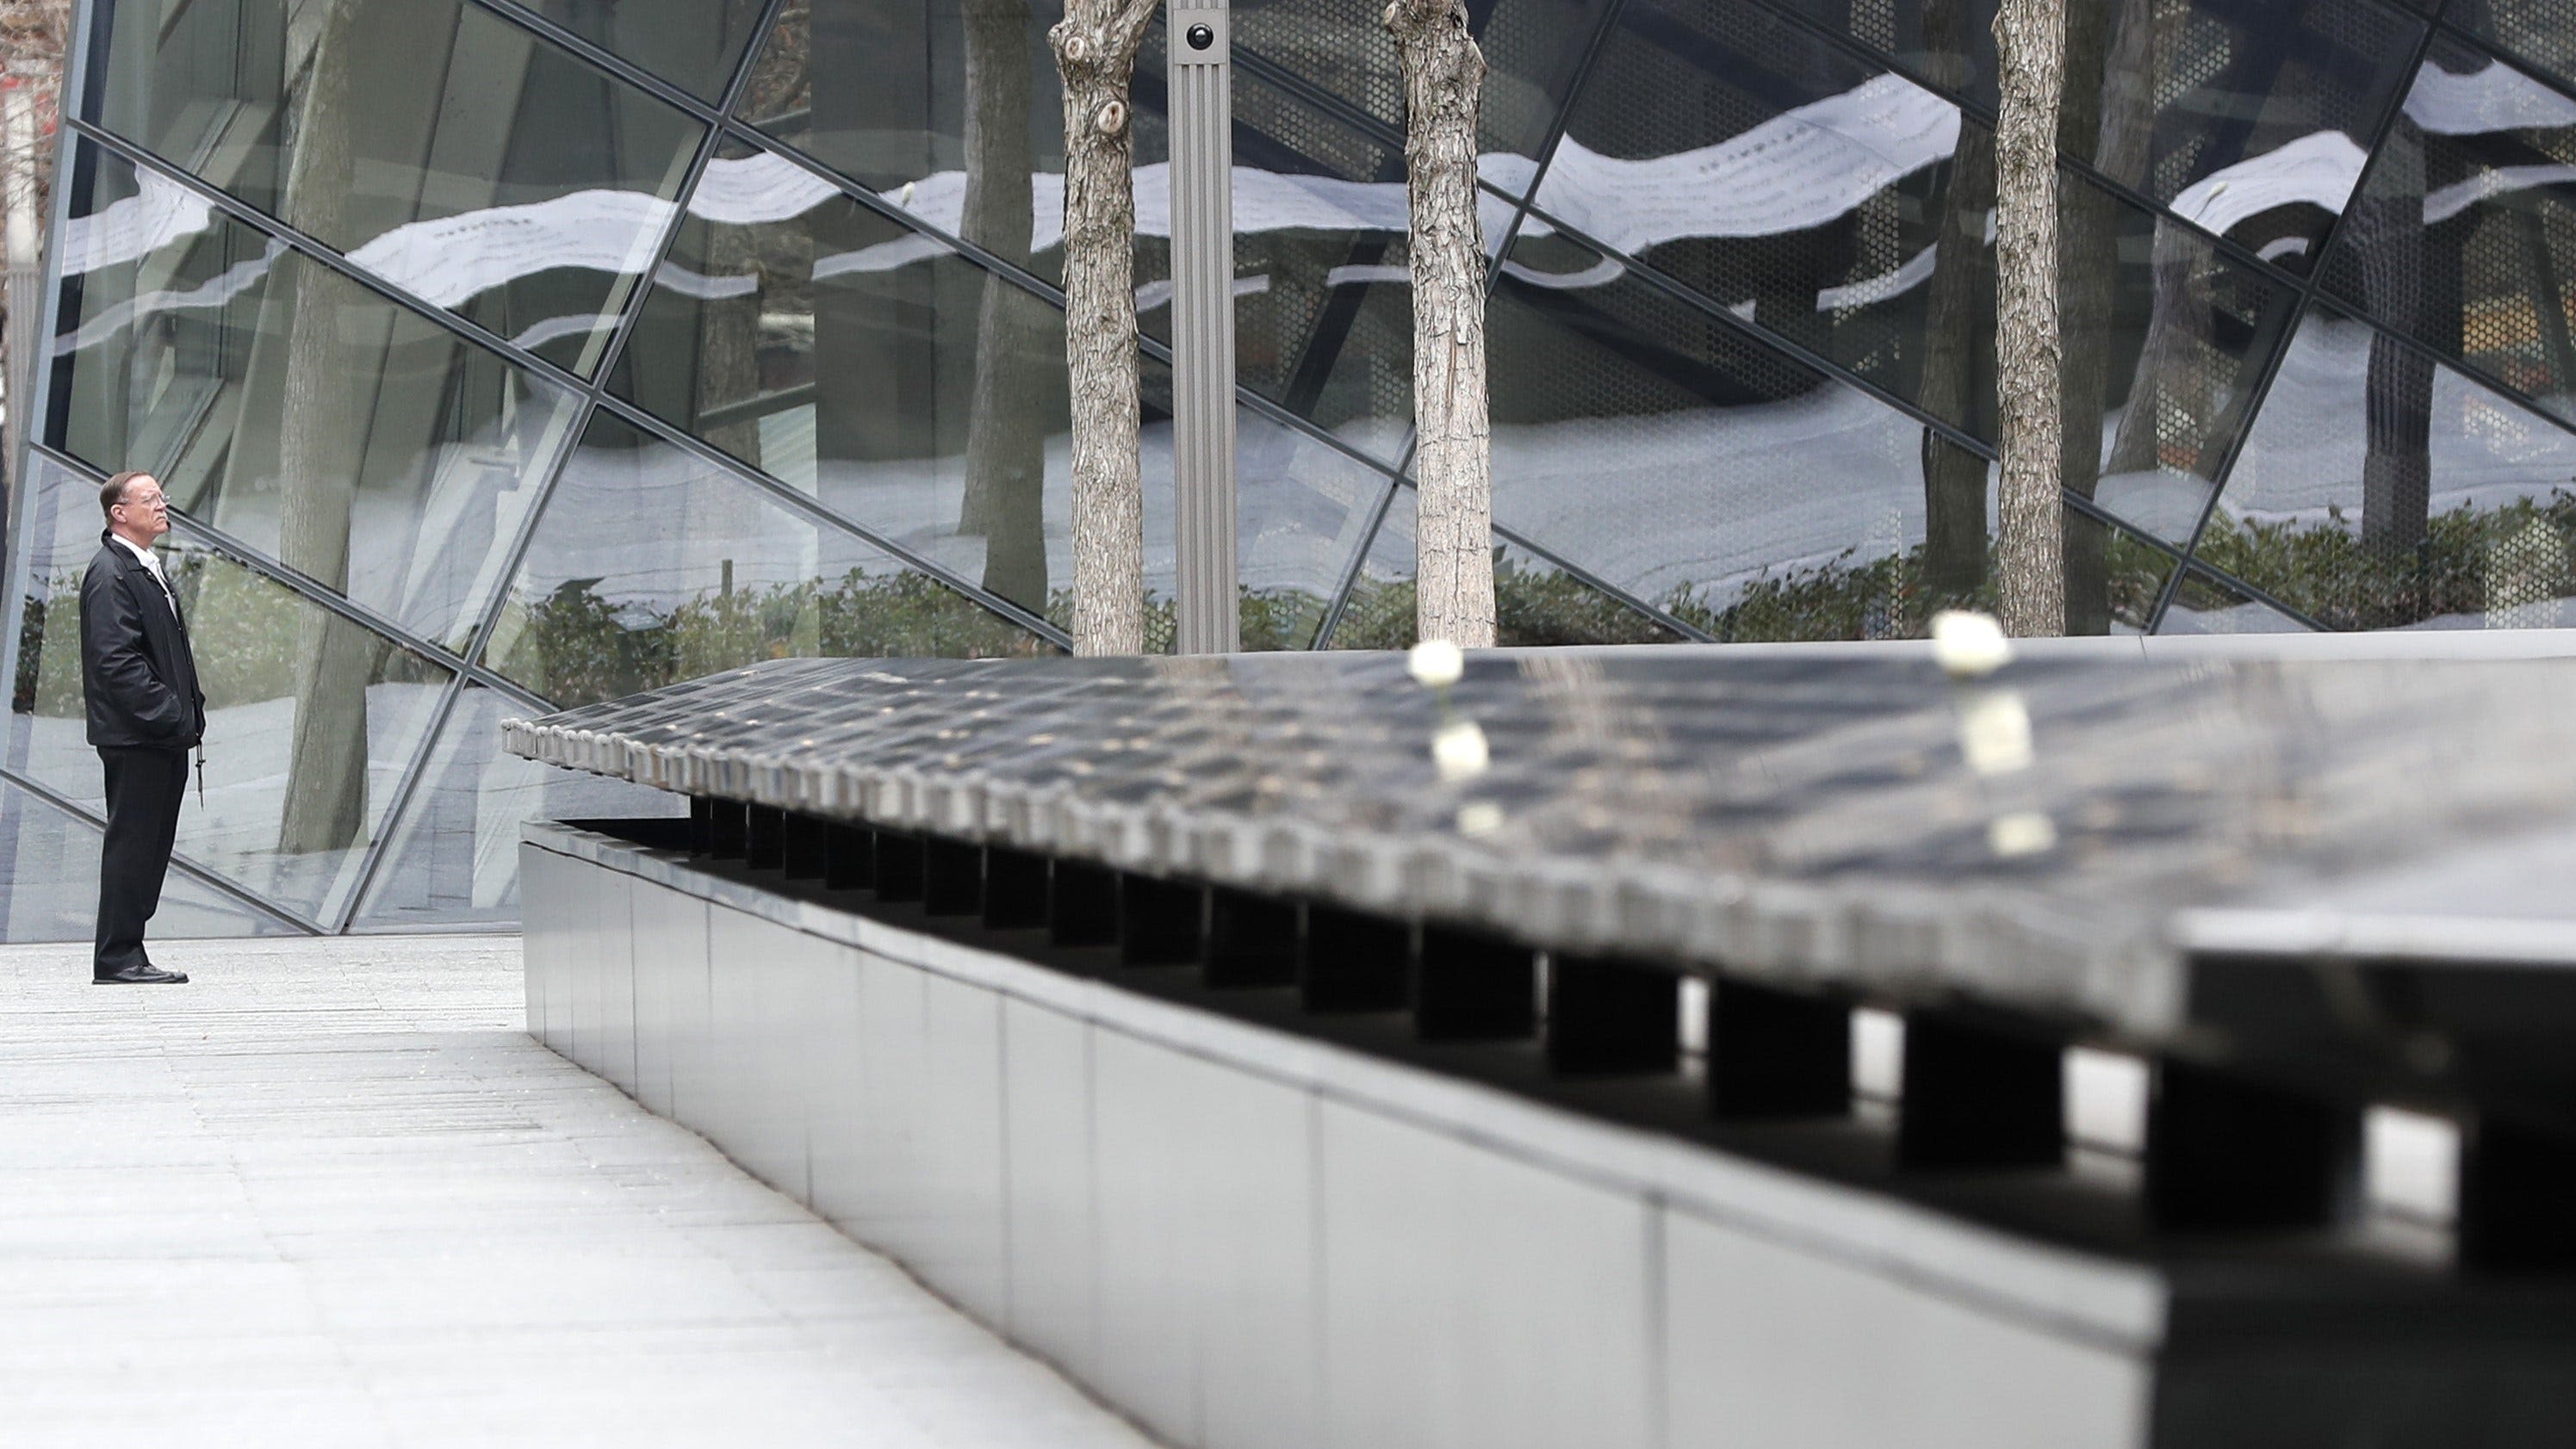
[{"x1": 81, "y1": 471, "x2": 202, "y2": 985}]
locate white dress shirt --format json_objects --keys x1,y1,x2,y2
[{"x1": 110, "y1": 533, "x2": 176, "y2": 610}]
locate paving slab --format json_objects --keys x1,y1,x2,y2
[{"x1": 0, "y1": 933, "x2": 1159, "y2": 1449}]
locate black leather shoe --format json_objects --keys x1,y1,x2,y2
[{"x1": 94, "y1": 963, "x2": 188, "y2": 984}]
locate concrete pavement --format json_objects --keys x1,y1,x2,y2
[{"x1": 0, "y1": 933, "x2": 1158, "y2": 1448}]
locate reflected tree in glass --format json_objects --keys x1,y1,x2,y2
[
  {"x1": 2054, "y1": 0, "x2": 2153, "y2": 634},
  {"x1": 959, "y1": 0, "x2": 1052, "y2": 609},
  {"x1": 2348, "y1": 115, "x2": 2438, "y2": 554},
  {"x1": 276, "y1": 1, "x2": 376, "y2": 853},
  {"x1": 1915, "y1": 0, "x2": 1994, "y2": 604}
]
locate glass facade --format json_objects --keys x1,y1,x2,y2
[{"x1": 8, "y1": 0, "x2": 2571, "y2": 938}]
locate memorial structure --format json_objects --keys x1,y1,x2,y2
[
  {"x1": 7, "y1": 0, "x2": 2576, "y2": 931},
  {"x1": 509, "y1": 642, "x2": 2576, "y2": 1447}
]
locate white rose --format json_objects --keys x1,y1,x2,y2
[
  {"x1": 1432, "y1": 719, "x2": 1489, "y2": 781},
  {"x1": 1929, "y1": 610, "x2": 2012, "y2": 679},
  {"x1": 1407, "y1": 638, "x2": 1466, "y2": 687}
]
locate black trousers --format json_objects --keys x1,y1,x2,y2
[{"x1": 96, "y1": 746, "x2": 189, "y2": 973}]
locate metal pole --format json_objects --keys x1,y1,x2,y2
[{"x1": 1168, "y1": 0, "x2": 1238, "y2": 653}]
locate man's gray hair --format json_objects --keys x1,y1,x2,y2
[{"x1": 101, "y1": 471, "x2": 152, "y2": 521}]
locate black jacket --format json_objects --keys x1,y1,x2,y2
[{"x1": 80, "y1": 531, "x2": 204, "y2": 750}]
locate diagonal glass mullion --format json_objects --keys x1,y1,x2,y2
[
  {"x1": 331, "y1": 670, "x2": 475, "y2": 932},
  {"x1": 59, "y1": 121, "x2": 1066, "y2": 656},
  {"x1": 460, "y1": 0, "x2": 787, "y2": 671},
  {"x1": 32, "y1": 442, "x2": 484, "y2": 682},
  {"x1": 84, "y1": 0, "x2": 714, "y2": 378},
  {"x1": 572, "y1": 392, "x2": 1077, "y2": 652},
  {"x1": 2151, "y1": 11, "x2": 2450, "y2": 629},
  {"x1": 0, "y1": 765, "x2": 326, "y2": 935},
  {"x1": 1720, "y1": 0, "x2": 2421, "y2": 303}
]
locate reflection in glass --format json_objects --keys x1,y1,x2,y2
[
  {"x1": 2211, "y1": 304, "x2": 2576, "y2": 629},
  {"x1": 88, "y1": 0, "x2": 705, "y2": 373},
  {"x1": 1481, "y1": 226, "x2": 1941, "y2": 625},
  {"x1": 630, "y1": 141, "x2": 1391, "y2": 632},
  {"x1": 2455, "y1": 2, "x2": 2576, "y2": 103},
  {"x1": 2155, "y1": 569, "x2": 2312, "y2": 635},
  {"x1": 1222, "y1": 0, "x2": 1613, "y2": 195},
  {"x1": 1532, "y1": 0, "x2": 2299, "y2": 543},
  {"x1": 485, "y1": 412, "x2": 1050, "y2": 708},
  {"x1": 10, "y1": 470, "x2": 452, "y2": 922},
  {"x1": 1772, "y1": 0, "x2": 2421, "y2": 264},
  {"x1": 1133, "y1": 33, "x2": 1450, "y2": 455},
  {"x1": 504, "y1": 0, "x2": 773, "y2": 101},
  {"x1": 615, "y1": 144, "x2": 1071, "y2": 616},
  {"x1": 742, "y1": 13, "x2": 1431, "y2": 458},
  {"x1": 0, "y1": 781, "x2": 290, "y2": 943},
  {"x1": 47, "y1": 141, "x2": 585, "y2": 653},
  {"x1": 352, "y1": 685, "x2": 682, "y2": 930},
  {"x1": 1331, "y1": 484, "x2": 1691, "y2": 647},
  {"x1": 742, "y1": 0, "x2": 1069, "y2": 201},
  {"x1": 2324, "y1": 39, "x2": 2576, "y2": 428},
  {"x1": 1145, "y1": 406, "x2": 1391, "y2": 647}
]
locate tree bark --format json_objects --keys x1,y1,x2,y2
[
  {"x1": 276, "y1": 0, "x2": 375, "y2": 854},
  {"x1": 1990, "y1": 0, "x2": 2065, "y2": 637},
  {"x1": 959, "y1": 0, "x2": 1049, "y2": 613},
  {"x1": 1049, "y1": 0, "x2": 1158, "y2": 655},
  {"x1": 1387, "y1": 0, "x2": 1493, "y2": 648}
]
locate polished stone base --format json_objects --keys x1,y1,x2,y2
[{"x1": 525, "y1": 820, "x2": 2574, "y2": 1449}]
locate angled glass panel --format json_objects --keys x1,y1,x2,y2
[
  {"x1": 9, "y1": 493, "x2": 453, "y2": 923},
  {"x1": 626, "y1": 141, "x2": 1386, "y2": 632},
  {"x1": 1483, "y1": 226, "x2": 1927, "y2": 617},
  {"x1": 1532, "y1": 0, "x2": 2300, "y2": 537},
  {"x1": 2456, "y1": 1, "x2": 2576, "y2": 101},
  {"x1": 739, "y1": 0, "x2": 1067, "y2": 203},
  {"x1": 2321, "y1": 38, "x2": 2576, "y2": 427},
  {"x1": 1158, "y1": 406, "x2": 1391, "y2": 648},
  {"x1": 500, "y1": 0, "x2": 773, "y2": 101},
  {"x1": 2209, "y1": 301, "x2": 2576, "y2": 629},
  {"x1": 351, "y1": 684, "x2": 682, "y2": 931},
  {"x1": 1221, "y1": 0, "x2": 1617, "y2": 194},
  {"x1": 614, "y1": 140, "x2": 1074, "y2": 618},
  {"x1": 0, "y1": 779, "x2": 293, "y2": 944},
  {"x1": 88, "y1": 0, "x2": 706, "y2": 374},
  {"x1": 1486, "y1": 226, "x2": 2183, "y2": 629},
  {"x1": 1771, "y1": 0, "x2": 2421, "y2": 264},
  {"x1": 2155, "y1": 567, "x2": 2316, "y2": 635},
  {"x1": 1132, "y1": 29, "x2": 1480, "y2": 456},
  {"x1": 484, "y1": 412, "x2": 1051, "y2": 709},
  {"x1": 47, "y1": 141, "x2": 583, "y2": 653},
  {"x1": 1328, "y1": 484, "x2": 1695, "y2": 648}
]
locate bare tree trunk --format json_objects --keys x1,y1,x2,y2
[
  {"x1": 276, "y1": 0, "x2": 374, "y2": 854},
  {"x1": 1991, "y1": 0, "x2": 2064, "y2": 636},
  {"x1": 1049, "y1": 0, "x2": 1158, "y2": 655},
  {"x1": 1388, "y1": 0, "x2": 1493, "y2": 647},
  {"x1": 959, "y1": 0, "x2": 1049, "y2": 612}
]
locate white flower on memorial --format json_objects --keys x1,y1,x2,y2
[
  {"x1": 1988, "y1": 810, "x2": 2058, "y2": 858},
  {"x1": 1929, "y1": 610, "x2": 2012, "y2": 680},
  {"x1": 1432, "y1": 719, "x2": 1489, "y2": 782},
  {"x1": 1958, "y1": 689, "x2": 2034, "y2": 777},
  {"x1": 1407, "y1": 638, "x2": 1465, "y2": 688}
]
